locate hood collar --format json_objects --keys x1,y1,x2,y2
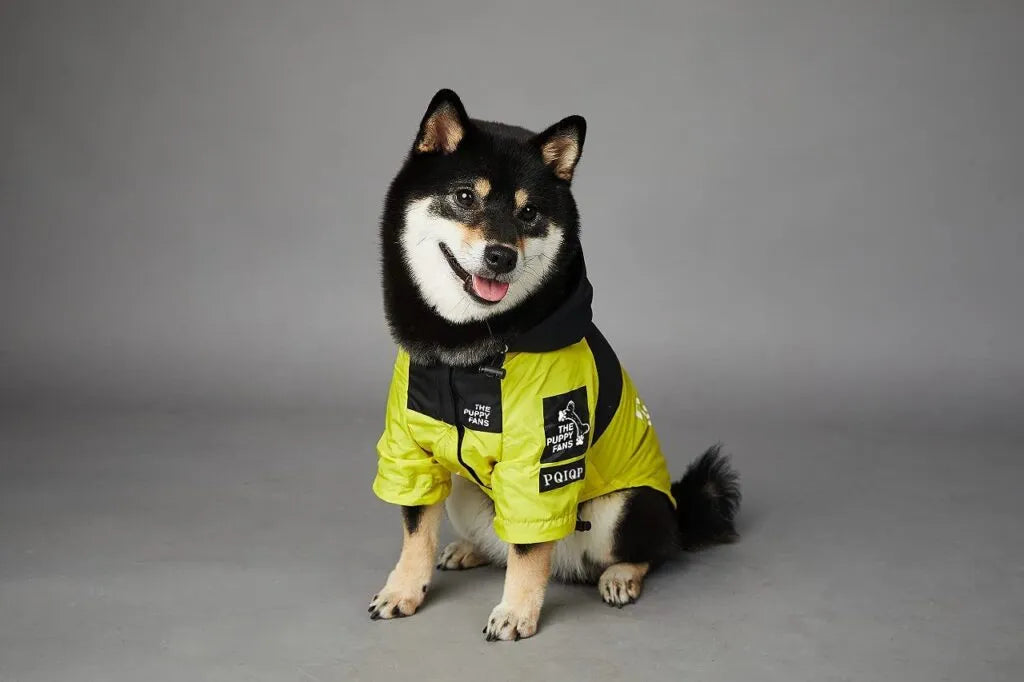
[{"x1": 506, "y1": 259, "x2": 593, "y2": 353}]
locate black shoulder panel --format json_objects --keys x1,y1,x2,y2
[
  {"x1": 407, "y1": 362, "x2": 456, "y2": 424},
  {"x1": 586, "y1": 323, "x2": 622, "y2": 446},
  {"x1": 406, "y1": 361, "x2": 503, "y2": 433}
]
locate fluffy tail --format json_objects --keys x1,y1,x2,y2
[{"x1": 670, "y1": 444, "x2": 741, "y2": 550}]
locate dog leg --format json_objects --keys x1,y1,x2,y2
[
  {"x1": 483, "y1": 542, "x2": 553, "y2": 641},
  {"x1": 368, "y1": 503, "x2": 442, "y2": 620},
  {"x1": 598, "y1": 562, "x2": 649, "y2": 607}
]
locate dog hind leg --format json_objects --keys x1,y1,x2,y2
[{"x1": 443, "y1": 475, "x2": 508, "y2": 567}]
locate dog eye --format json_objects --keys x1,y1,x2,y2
[
  {"x1": 519, "y1": 204, "x2": 538, "y2": 223},
  {"x1": 452, "y1": 189, "x2": 476, "y2": 208}
]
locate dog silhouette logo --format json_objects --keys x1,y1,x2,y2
[
  {"x1": 541, "y1": 387, "x2": 590, "y2": 464},
  {"x1": 557, "y1": 400, "x2": 591, "y2": 446}
]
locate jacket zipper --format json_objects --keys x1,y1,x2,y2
[{"x1": 449, "y1": 366, "x2": 487, "y2": 488}]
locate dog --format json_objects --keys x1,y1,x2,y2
[{"x1": 368, "y1": 89, "x2": 741, "y2": 641}]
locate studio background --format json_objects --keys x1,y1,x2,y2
[{"x1": 2, "y1": 2, "x2": 1022, "y2": 681}]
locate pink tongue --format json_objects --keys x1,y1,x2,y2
[{"x1": 471, "y1": 275, "x2": 510, "y2": 302}]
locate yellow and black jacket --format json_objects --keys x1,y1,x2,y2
[{"x1": 373, "y1": 274, "x2": 675, "y2": 544}]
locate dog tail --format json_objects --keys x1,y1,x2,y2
[{"x1": 670, "y1": 444, "x2": 741, "y2": 550}]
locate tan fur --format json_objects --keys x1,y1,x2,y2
[
  {"x1": 437, "y1": 540, "x2": 491, "y2": 570},
  {"x1": 514, "y1": 188, "x2": 529, "y2": 209},
  {"x1": 474, "y1": 178, "x2": 492, "y2": 198},
  {"x1": 416, "y1": 105, "x2": 464, "y2": 154},
  {"x1": 456, "y1": 223, "x2": 487, "y2": 245},
  {"x1": 368, "y1": 503, "x2": 442, "y2": 619},
  {"x1": 483, "y1": 542, "x2": 553, "y2": 641},
  {"x1": 598, "y1": 562, "x2": 649, "y2": 607},
  {"x1": 540, "y1": 137, "x2": 580, "y2": 181}
]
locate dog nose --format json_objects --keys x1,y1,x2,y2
[{"x1": 483, "y1": 244, "x2": 517, "y2": 274}]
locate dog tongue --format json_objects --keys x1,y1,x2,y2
[{"x1": 472, "y1": 275, "x2": 510, "y2": 302}]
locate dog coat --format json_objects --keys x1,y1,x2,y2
[{"x1": 373, "y1": 269, "x2": 675, "y2": 544}]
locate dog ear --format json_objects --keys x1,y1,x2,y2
[
  {"x1": 532, "y1": 115, "x2": 586, "y2": 182},
  {"x1": 413, "y1": 89, "x2": 470, "y2": 155}
]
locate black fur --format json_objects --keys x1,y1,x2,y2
[
  {"x1": 380, "y1": 89, "x2": 587, "y2": 366},
  {"x1": 401, "y1": 505, "x2": 423, "y2": 535},
  {"x1": 612, "y1": 487, "x2": 679, "y2": 567},
  {"x1": 612, "y1": 446, "x2": 741, "y2": 563},
  {"x1": 670, "y1": 445, "x2": 741, "y2": 550}
]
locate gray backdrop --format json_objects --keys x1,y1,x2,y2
[
  {"x1": 2, "y1": 2, "x2": 1024, "y2": 681},
  {"x1": 3, "y1": 0, "x2": 1021, "y2": 430}
]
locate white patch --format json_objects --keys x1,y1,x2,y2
[
  {"x1": 553, "y1": 492, "x2": 624, "y2": 580},
  {"x1": 445, "y1": 475, "x2": 627, "y2": 582},
  {"x1": 400, "y1": 198, "x2": 563, "y2": 324},
  {"x1": 445, "y1": 475, "x2": 509, "y2": 565}
]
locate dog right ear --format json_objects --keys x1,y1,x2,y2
[{"x1": 413, "y1": 89, "x2": 470, "y2": 155}]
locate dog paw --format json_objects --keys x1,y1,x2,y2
[
  {"x1": 368, "y1": 578, "x2": 428, "y2": 620},
  {"x1": 437, "y1": 541, "x2": 490, "y2": 570},
  {"x1": 482, "y1": 602, "x2": 539, "y2": 642},
  {"x1": 598, "y1": 564, "x2": 644, "y2": 608}
]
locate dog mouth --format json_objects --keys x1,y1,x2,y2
[{"x1": 438, "y1": 242, "x2": 510, "y2": 304}]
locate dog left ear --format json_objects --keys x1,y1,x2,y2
[
  {"x1": 532, "y1": 115, "x2": 587, "y2": 182},
  {"x1": 414, "y1": 89, "x2": 470, "y2": 155}
]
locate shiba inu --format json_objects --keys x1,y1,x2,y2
[{"x1": 369, "y1": 89, "x2": 741, "y2": 641}]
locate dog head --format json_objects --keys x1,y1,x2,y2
[{"x1": 381, "y1": 89, "x2": 586, "y2": 330}]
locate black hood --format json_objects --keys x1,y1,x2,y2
[{"x1": 507, "y1": 260, "x2": 594, "y2": 353}]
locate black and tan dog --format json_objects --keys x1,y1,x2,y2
[{"x1": 369, "y1": 89, "x2": 740, "y2": 641}]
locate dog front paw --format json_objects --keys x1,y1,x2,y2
[
  {"x1": 368, "y1": 574, "x2": 428, "y2": 620},
  {"x1": 482, "y1": 601, "x2": 539, "y2": 642}
]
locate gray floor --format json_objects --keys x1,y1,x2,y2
[{"x1": 1, "y1": 408, "x2": 1021, "y2": 681}]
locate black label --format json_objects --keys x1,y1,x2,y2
[
  {"x1": 458, "y1": 397, "x2": 501, "y2": 433},
  {"x1": 539, "y1": 458, "x2": 586, "y2": 493},
  {"x1": 454, "y1": 369, "x2": 503, "y2": 434},
  {"x1": 406, "y1": 363, "x2": 503, "y2": 433},
  {"x1": 541, "y1": 386, "x2": 590, "y2": 463}
]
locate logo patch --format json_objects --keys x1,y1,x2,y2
[
  {"x1": 453, "y1": 369, "x2": 502, "y2": 434},
  {"x1": 539, "y1": 458, "x2": 586, "y2": 493},
  {"x1": 542, "y1": 387, "x2": 590, "y2": 463},
  {"x1": 461, "y1": 401, "x2": 497, "y2": 431}
]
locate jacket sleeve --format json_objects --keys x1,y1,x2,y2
[
  {"x1": 491, "y1": 346, "x2": 594, "y2": 544},
  {"x1": 372, "y1": 351, "x2": 451, "y2": 507}
]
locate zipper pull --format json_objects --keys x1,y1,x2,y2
[
  {"x1": 478, "y1": 365, "x2": 506, "y2": 380},
  {"x1": 478, "y1": 347, "x2": 507, "y2": 380}
]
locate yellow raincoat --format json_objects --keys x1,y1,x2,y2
[{"x1": 373, "y1": 274, "x2": 675, "y2": 544}]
